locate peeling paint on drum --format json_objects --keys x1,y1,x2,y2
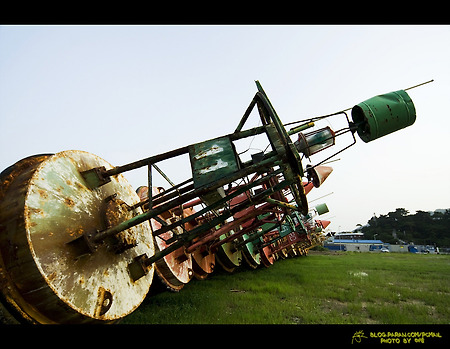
[{"x1": 1, "y1": 150, "x2": 154, "y2": 323}]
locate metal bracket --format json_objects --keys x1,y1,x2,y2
[
  {"x1": 128, "y1": 254, "x2": 152, "y2": 282},
  {"x1": 80, "y1": 166, "x2": 111, "y2": 189},
  {"x1": 66, "y1": 231, "x2": 98, "y2": 259}
]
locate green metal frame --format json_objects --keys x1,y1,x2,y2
[{"x1": 69, "y1": 81, "x2": 312, "y2": 278}]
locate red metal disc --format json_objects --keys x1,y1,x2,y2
[
  {"x1": 136, "y1": 186, "x2": 194, "y2": 292},
  {"x1": 191, "y1": 244, "x2": 215, "y2": 280},
  {"x1": 260, "y1": 245, "x2": 275, "y2": 267}
]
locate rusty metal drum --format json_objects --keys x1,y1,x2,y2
[
  {"x1": 351, "y1": 90, "x2": 416, "y2": 143},
  {"x1": 191, "y1": 244, "x2": 215, "y2": 280},
  {"x1": 137, "y1": 186, "x2": 194, "y2": 292},
  {"x1": 240, "y1": 233, "x2": 261, "y2": 269},
  {"x1": 215, "y1": 232, "x2": 242, "y2": 273},
  {"x1": 260, "y1": 242, "x2": 275, "y2": 268},
  {"x1": 151, "y1": 220, "x2": 194, "y2": 291},
  {"x1": 0, "y1": 150, "x2": 154, "y2": 324}
]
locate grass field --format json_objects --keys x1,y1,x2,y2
[{"x1": 122, "y1": 252, "x2": 450, "y2": 325}]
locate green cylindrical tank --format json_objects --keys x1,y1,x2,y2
[
  {"x1": 351, "y1": 90, "x2": 416, "y2": 143},
  {"x1": 315, "y1": 203, "x2": 329, "y2": 216}
]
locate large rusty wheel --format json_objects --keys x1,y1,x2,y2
[
  {"x1": 215, "y1": 233, "x2": 242, "y2": 273},
  {"x1": 0, "y1": 154, "x2": 53, "y2": 323},
  {"x1": 240, "y1": 233, "x2": 260, "y2": 269},
  {"x1": 136, "y1": 186, "x2": 194, "y2": 292},
  {"x1": 152, "y1": 228, "x2": 193, "y2": 291},
  {"x1": 0, "y1": 150, "x2": 154, "y2": 324},
  {"x1": 260, "y1": 245, "x2": 275, "y2": 268},
  {"x1": 191, "y1": 244, "x2": 215, "y2": 280}
]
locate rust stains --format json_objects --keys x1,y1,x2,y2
[
  {"x1": 64, "y1": 197, "x2": 75, "y2": 207},
  {"x1": 95, "y1": 287, "x2": 113, "y2": 317},
  {"x1": 38, "y1": 189, "x2": 48, "y2": 199},
  {"x1": 74, "y1": 182, "x2": 84, "y2": 190},
  {"x1": 193, "y1": 145, "x2": 223, "y2": 160},
  {"x1": 28, "y1": 207, "x2": 44, "y2": 216}
]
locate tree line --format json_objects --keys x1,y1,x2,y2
[{"x1": 357, "y1": 208, "x2": 450, "y2": 247}]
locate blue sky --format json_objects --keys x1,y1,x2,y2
[{"x1": 1, "y1": 25, "x2": 449, "y2": 232}]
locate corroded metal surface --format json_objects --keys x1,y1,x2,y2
[
  {"x1": 260, "y1": 233, "x2": 275, "y2": 268},
  {"x1": 240, "y1": 233, "x2": 260, "y2": 269},
  {"x1": 215, "y1": 233, "x2": 242, "y2": 273},
  {"x1": 0, "y1": 154, "x2": 53, "y2": 323},
  {"x1": 0, "y1": 151, "x2": 154, "y2": 323},
  {"x1": 189, "y1": 136, "x2": 240, "y2": 189},
  {"x1": 191, "y1": 244, "x2": 215, "y2": 279},
  {"x1": 1, "y1": 81, "x2": 419, "y2": 324},
  {"x1": 137, "y1": 186, "x2": 194, "y2": 291}
]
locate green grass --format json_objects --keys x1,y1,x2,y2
[{"x1": 122, "y1": 252, "x2": 450, "y2": 324}]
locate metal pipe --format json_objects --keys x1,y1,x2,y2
[
  {"x1": 265, "y1": 197, "x2": 301, "y2": 212},
  {"x1": 143, "y1": 178, "x2": 292, "y2": 266},
  {"x1": 104, "y1": 125, "x2": 267, "y2": 180},
  {"x1": 230, "y1": 125, "x2": 266, "y2": 141},
  {"x1": 233, "y1": 222, "x2": 280, "y2": 249},
  {"x1": 152, "y1": 163, "x2": 176, "y2": 187},
  {"x1": 91, "y1": 154, "x2": 283, "y2": 243},
  {"x1": 105, "y1": 146, "x2": 190, "y2": 177},
  {"x1": 218, "y1": 210, "x2": 281, "y2": 248},
  {"x1": 185, "y1": 205, "x2": 269, "y2": 254},
  {"x1": 235, "y1": 96, "x2": 258, "y2": 133},
  {"x1": 404, "y1": 79, "x2": 434, "y2": 91},
  {"x1": 209, "y1": 210, "x2": 280, "y2": 250},
  {"x1": 287, "y1": 122, "x2": 315, "y2": 136},
  {"x1": 150, "y1": 168, "x2": 284, "y2": 238}
]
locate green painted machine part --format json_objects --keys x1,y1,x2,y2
[
  {"x1": 189, "y1": 136, "x2": 240, "y2": 189},
  {"x1": 240, "y1": 233, "x2": 261, "y2": 269},
  {"x1": 189, "y1": 136, "x2": 240, "y2": 207},
  {"x1": 351, "y1": 90, "x2": 416, "y2": 143},
  {"x1": 315, "y1": 203, "x2": 329, "y2": 216},
  {"x1": 215, "y1": 233, "x2": 242, "y2": 273}
]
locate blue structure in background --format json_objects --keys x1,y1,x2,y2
[
  {"x1": 323, "y1": 238, "x2": 386, "y2": 252},
  {"x1": 323, "y1": 235, "x2": 439, "y2": 254}
]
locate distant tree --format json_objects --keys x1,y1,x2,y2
[
  {"x1": 359, "y1": 208, "x2": 450, "y2": 247},
  {"x1": 391, "y1": 208, "x2": 409, "y2": 218}
]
